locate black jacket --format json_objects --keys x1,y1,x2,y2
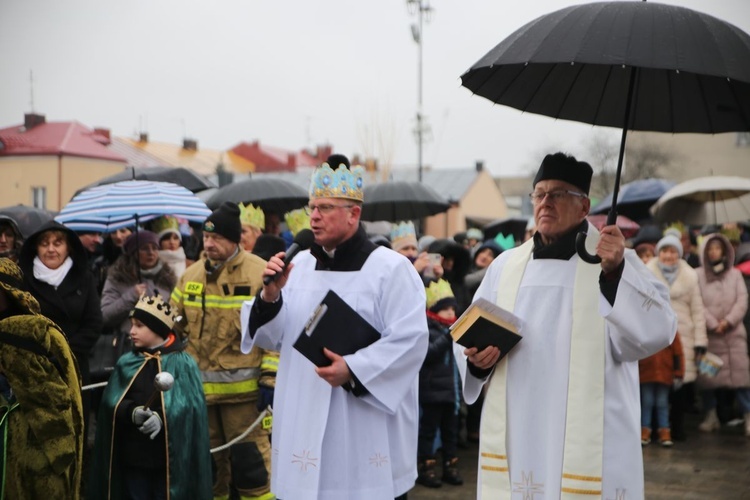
[
  {"x1": 419, "y1": 316, "x2": 460, "y2": 405},
  {"x1": 19, "y1": 221, "x2": 103, "y2": 361}
]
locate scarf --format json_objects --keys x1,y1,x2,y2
[
  {"x1": 158, "y1": 248, "x2": 186, "y2": 277},
  {"x1": 33, "y1": 256, "x2": 73, "y2": 289},
  {"x1": 479, "y1": 232, "x2": 605, "y2": 499},
  {"x1": 657, "y1": 262, "x2": 679, "y2": 285},
  {"x1": 140, "y1": 261, "x2": 164, "y2": 279},
  {"x1": 709, "y1": 258, "x2": 726, "y2": 275},
  {"x1": 426, "y1": 310, "x2": 455, "y2": 327}
]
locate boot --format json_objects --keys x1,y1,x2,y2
[
  {"x1": 417, "y1": 459, "x2": 442, "y2": 488},
  {"x1": 698, "y1": 409, "x2": 720, "y2": 432},
  {"x1": 641, "y1": 427, "x2": 651, "y2": 446},
  {"x1": 658, "y1": 428, "x2": 674, "y2": 447},
  {"x1": 442, "y1": 457, "x2": 464, "y2": 486},
  {"x1": 745, "y1": 413, "x2": 750, "y2": 438}
]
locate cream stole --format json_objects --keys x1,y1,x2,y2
[{"x1": 478, "y1": 234, "x2": 606, "y2": 499}]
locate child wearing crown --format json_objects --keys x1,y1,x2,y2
[
  {"x1": 90, "y1": 294, "x2": 212, "y2": 499},
  {"x1": 417, "y1": 279, "x2": 464, "y2": 489}
]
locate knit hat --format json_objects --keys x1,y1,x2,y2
[
  {"x1": 130, "y1": 294, "x2": 176, "y2": 339},
  {"x1": 656, "y1": 234, "x2": 683, "y2": 258},
  {"x1": 0, "y1": 257, "x2": 40, "y2": 314},
  {"x1": 204, "y1": 202, "x2": 241, "y2": 243},
  {"x1": 533, "y1": 152, "x2": 593, "y2": 195},
  {"x1": 466, "y1": 228, "x2": 484, "y2": 241},
  {"x1": 123, "y1": 230, "x2": 160, "y2": 256},
  {"x1": 150, "y1": 216, "x2": 181, "y2": 243},
  {"x1": 426, "y1": 279, "x2": 458, "y2": 313},
  {"x1": 391, "y1": 221, "x2": 418, "y2": 252}
]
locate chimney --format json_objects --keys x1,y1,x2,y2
[
  {"x1": 183, "y1": 138, "x2": 198, "y2": 151},
  {"x1": 316, "y1": 144, "x2": 333, "y2": 162},
  {"x1": 24, "y1": 113, "x2": 46, "y2": 130},
  {"x1": 93, "y1": 127, "x2": 111, "y2": 140},
  {"x1": 138, "y1": 132, "x2": 149, "y2": 143},
  {"x1": 475, "y1": 160, "x2": 485, "y2": 172}
]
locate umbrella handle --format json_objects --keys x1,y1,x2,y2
[{"x1": 576, "y1": 208, "x2": 618, "y2": 264}]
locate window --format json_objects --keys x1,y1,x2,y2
[{"x1": 32, "y1": 186, "x2": 46, "y2": 209}]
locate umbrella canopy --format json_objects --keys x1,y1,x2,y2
[
  {"x1": 55, "y1": 180, "x2": 212, "y2": 232},
  {"x1": 205, "y1": 178, "x2": 308, "y2": 215},
  {"x1": 360, "y1": 181, "x2": 450, "y2": 222},
  {"x1": 461, "y1": 1, "x2": 750, "y2": 262},
  {"x1": 79, "y1": 166, "x2": 217, "y2": 194},
  {"x1": 590, "y1": 179, "x2": 676, "y2": 222},
  {"x1": 0, "y1": 205, "x2": 57, "y2": 239},
  {"x1": 586, "y1": 214, "x2": 640, "y2": 239},
  {"x1": 650, "y1": 176, "x2": 750, "y2": 225}
]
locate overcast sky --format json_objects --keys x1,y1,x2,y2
[{"x1": 2, "y1": 0, "x2": 748, "y2": 177}]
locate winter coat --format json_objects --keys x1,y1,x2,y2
[
  {"x1": 735, "y1": 242, "x2": 750, "y2": 357},
  {"x1": 0, "y1": 291, "x2": 83, "y2": 500},
  {"x1": 19, "y1": 221, "x2": 103, "y2": 381},
  {"x1": 419, "y1": 315, "x2": 460, "y2": 405},
  {"x1": 647, "y1": 258, "x2": 707, "y2": 382},
  {"x1": 100, "y1": 254, "x2": 177, "y2": 347},
  {"x1": 697, "y1": 234, "x2": 750, "y2": 389},
  {"x1": 639, "y1": 333, "x2": 685, "y2": 385}
]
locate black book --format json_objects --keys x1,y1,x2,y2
[
  {"x1": 450, "y1": 298, "x2": 522, "y2": 359},
  {"x1": 293, "y1": 290, "x2": 381, "y2": 367}
]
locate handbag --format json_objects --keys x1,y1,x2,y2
[{"x1": 89, "y1": 328, "x2": 131, "y2": 382}]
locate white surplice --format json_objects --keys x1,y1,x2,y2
[
  {"x1": 457, "y1": 249, "x2": 676, "y2": 500},
  {"x1": 241, "y1": 247, "x2": 428, "y2": 500}
]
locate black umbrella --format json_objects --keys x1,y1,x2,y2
[
  {"x1": 590, "y1": 179, "x2": 676, "y2": 223},
  {"x1": 205, "y1": 177, "x2": 308, "y2": 215},
  {"x1": 461, "y1": 1, "x2": 750, "y2": 263},
  {"x1": 80, "y1": 166, "x2": 216, "y2": 194},
  {"x1": 483, "y1": 217, "x2": 529, "y2": 244},
  {"x1": 361, "y1": 181, "x2": 450, "y2": 222},
  {"x1": 0, "y1": 205, "x2": 57, "y2": 239}
]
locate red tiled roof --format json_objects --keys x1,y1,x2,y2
[
  {"x1": 230, "y1": 141, "x2": 324, "y2": 173},
  {"x1": 0, "y1": 121, "x2": 126, "y2": 162}
]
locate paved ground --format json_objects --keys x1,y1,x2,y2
[{"x1": 409, "y1": 414, "x2": 750, "y2": 499}]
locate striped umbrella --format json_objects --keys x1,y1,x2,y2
[{"x1": 56, "y1": 180, "x2": 212, "y2": 232}]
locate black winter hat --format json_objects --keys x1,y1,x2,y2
[
  {"x1": 204, "y1": 202, "x2": 241, "y2": 244},
  {"x1": 533, "y1": 152, "x2": 593, "y2": 195},
  {"x1": 252, "y1": 234, "x2": 287, "y2": 261}
]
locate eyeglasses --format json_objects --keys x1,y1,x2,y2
[
  {"x1": 529, "y1": 189, "x2": 587, "y2": 205},
  {"x1": 304, "y1": 203, "x2": 355, "y2": 215}
]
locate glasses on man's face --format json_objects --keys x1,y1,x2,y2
[
  {"x1": 304, "y1": 203, "x2": 355, "y2": 215},
  {"x1": 529, "y1": 189, "x2": 587, "y2": 205}
]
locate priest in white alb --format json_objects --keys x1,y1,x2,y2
[
  {"x1": 459, "y1": 153, "x2": 677, "y2": 500},
  {"x1": 241, "y1": 154, "x2": 428, "y2": 500}
]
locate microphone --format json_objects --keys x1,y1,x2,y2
[{"x1": 263, "y1": 229, "x2": 315, "y2": 285}]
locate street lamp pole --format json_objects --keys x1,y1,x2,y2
[{"x1": 408, "y1": 0, "x2": 432, "y2": 183}]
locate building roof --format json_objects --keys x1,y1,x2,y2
[
  {"x1": 0, "y1": 120, "x2": 126, "y2": 162},
  {"x1": 229, "y1": 141, "x2": 325, "y2": 173},
  {"x1": 113, "y1": 136, "x2": 254, "y2": 176}
]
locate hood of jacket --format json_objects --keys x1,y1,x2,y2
[{"x1": 18, "y1": 221, "x2": 88, "y2": 276}]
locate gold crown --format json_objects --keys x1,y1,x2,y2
[
  {"x1": 130, "y1": 294, "x2": 178, "y2": 337},
  {"x1": 425, "y1": 279, "x2": 455, "y2": 310},
  {"x1": 150, "y1": 215, "x2": 180, "y2": 237},
  {"x1": 238, "y1": 203, "x2": 265, "y2": 230},
  {"x1": 284, "y1": 208, "x2": 310, "y2": 236},
  {"x1": 309, "y1": 162, "x2": 365, "y2": 202}
]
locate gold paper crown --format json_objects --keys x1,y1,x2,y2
[
  {"x1": 238, "y1": 203, "x2": 265, "y2": 230},
  {"x1": 309, "y1": 161, "x2": 365, "y2": 202},
  {"x1": 130, "y1": 294, "x2": 178, "y2": 337},
  {"x1": 284, "y1": 208, "x2": 311, "y2": 236},
  {"x1": 664, "y1": 221, "x2": 686, "y2": 236},
  {"x1": 150, "y1": 215, "x2": 180, "y2": 238},
  {"x1": 720, "y1": 226, "x2": 741, "y2": 243},
  {"x1": 425, "y1": 279, "x2": 455, "y2": 310}
]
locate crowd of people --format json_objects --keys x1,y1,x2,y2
[{"x1": 0, "y1": 151, "x2": 748, "y2": 499}]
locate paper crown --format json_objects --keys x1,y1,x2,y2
[
  {"x1": 285, "y1": 208, "x2": 311, "y2": 236},
  {"x1": 238, "y1": 202, "x2": 265, "y2": 230},
  {"x1": 309, "y1": 159, "x2": 365, "y2": 202},
  {"x1": 391, "y1": 221, "x2": 417, "y2": 251},
  {"x1": 494, "y1": 232, "x2": 515, "y2": 251},
  {"x1": 426, "y1": 279, "x2": 456, "y2": 310},
  {"x1": 150, "y1": 215, "x2": 181, "y2": 239},
  {"x1": 130, "y1": 294, "x2": 177, "y2": 338}
]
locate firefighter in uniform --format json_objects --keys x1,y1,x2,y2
[{"x1": 171, "y1": 202, "x2": 278, "y2": 500}]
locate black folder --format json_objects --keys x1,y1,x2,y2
[{"x1": 293, "y1": 290, "x2": 381, "y2": 367}]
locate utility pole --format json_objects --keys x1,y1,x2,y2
[{"x1": 407, "y1": 0, "x2": 433, "y2": 183}]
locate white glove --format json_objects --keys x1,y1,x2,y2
[
  {"x1": 132, "y1": 406, "x2": 151, "y2": 426},
  {"x1": 139, "y1": 412, "x2": 163, "y2": 440}
]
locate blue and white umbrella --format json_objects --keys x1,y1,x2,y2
[{"x1": 56, "y1": 180, "x2": 212, "y2": 232}]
